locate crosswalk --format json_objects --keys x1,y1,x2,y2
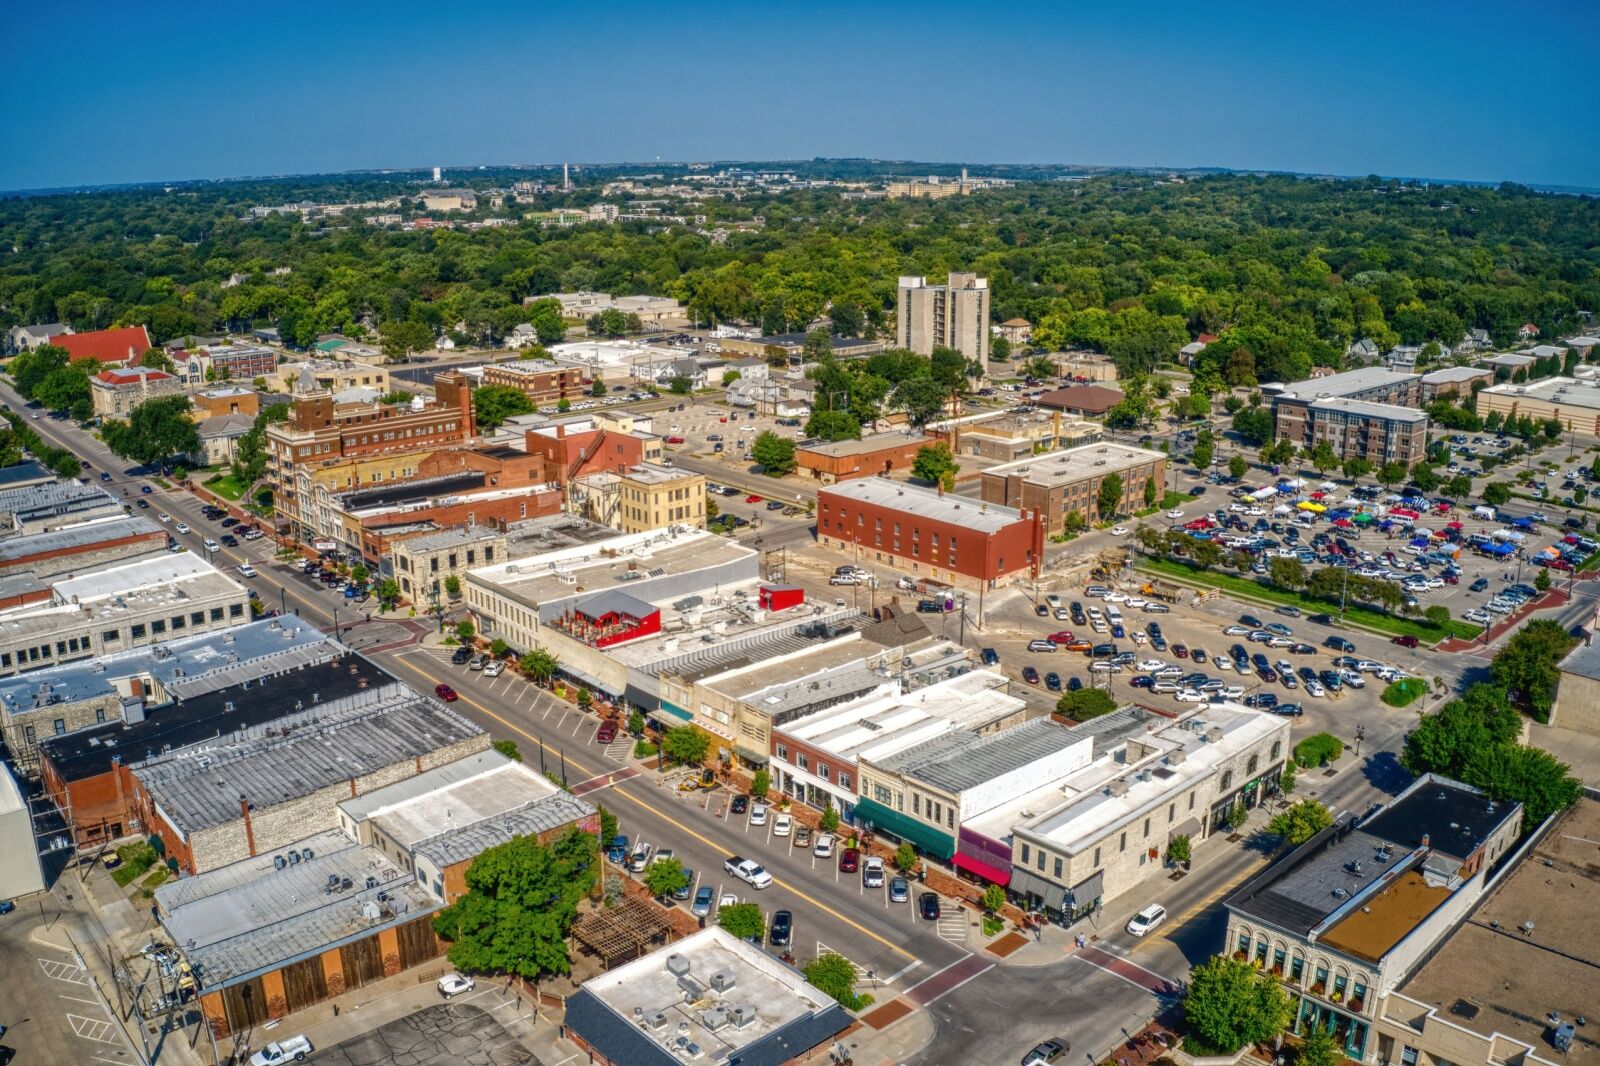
[
  {"x1": 936, "y1": 912, "x2": 968, "y2": 943},
  {"x1": 815, "y1": 941, "x2": 871, "y2": 983},
  {"x1": 604, "y1": 739, "x2": 632, "y2": 764}
]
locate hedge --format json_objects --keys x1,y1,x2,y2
[{"x1": 1294, "y1": 733, "x2": 1344, "y2": 768}]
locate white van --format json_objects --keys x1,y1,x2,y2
[{"x1": 1105, "y1": 606, "x2": 1124, "y2": 626}]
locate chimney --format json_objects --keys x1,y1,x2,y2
[
  {"x1": 240, "y1": 794, "x2": 256, "y2": 857},
  {"x1": 1421, "y1": 833, "x2": 1430, "y2": 849}
]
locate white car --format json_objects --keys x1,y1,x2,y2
[
  {"x1": 1126, "y1": 904, "x2": 1167, "y2": 937},
  {"x1": 1229, "y1": 503, "x2": 1247, "y2": 513},
  {"x1": 1104, "y1": 591, "x2": 1128, "y2": 604},
  {"x1": 749, "y1": 803, "x2": 768, "y2": 826},
  {"x1": 1123, "y1": 597, "x2": 1148, "y2": 609},
  {"x1": 1131, "y1": 630, "x2": 1148, "y2": 644},
  {"x1": 1246, "y1": 507, "x2": 1266, "y2": 516},
  {"x1": 157, "y1": 512, "x2": 171, "y2": 523},
  {"x1": 483, "y1": 660, "x2": 504, "y2": 677},
  {"x1": 718, "y1": 892, "x2": 739, "y2": 914},
  {"x1": 1089, "y1": 661, "x2": 1120, "y2": 673},
  {"x1": 1166, "y1": 509, "x2": 1185, "y2": 520},
  {"x1": 1219, "y1": 685, "x2": 1245, "y2": 700},
  {"x1": 724, "y1": 856, "x2": 773, "y2": 889},
  {"x1": 237, "y1": 563, "x2": 256, "y2": 578},
  {"x1": 1110, "y1": 526, "x2": 1129, "y2": 536},
  {"x1": 1137, "y1": 659, "x2": 1166, "y2": 672},
  {"x1": 1214, "y1": 657, "x2": 1234, "y2": 672},
  {"x1": 203, "y1": 538, "x2": 219, "y2": 552},
  {"x1": 1356, "y1": 660, "x2": 1384, "y2": 673},
  {"x1": 1305, "y1": 680, "x2": 1326, "y2": 698},
  {"x1": 812, "y1": 833, "x2": 836, "y2": 858},
  {"x1": 437, "y1": 972, "x2": 475, "y2": 998},
  {"x1": 250, "y1": 1036, "x2": 313, "y2": 1066},
  {"x1": 1464, "y1": 608, "x2": 1491, "y2": 624},
  {"x1": 1045, "y1": 594, "x2": 1062, "y2": 607},
  {"x1": 1174, "y1": 688, "x2": 1205, "y2": 702},
  {"x1": 772, "y1": 813, "x2": 792, "y2": 837},
  {"x1": 175, "y1": 523, "x2": 190, "y2": 534},
  {"x1": 1340, "y1": 672, "x2": 1367, "y2": 689}
]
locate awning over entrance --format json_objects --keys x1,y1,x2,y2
[
  {"x1": 951, "y1": 852, "x2": 1010, "y2": 886},
  {"x1": 854, "y1": 798, "x2": 955, "y2": 860},
  {"x1": 1064, "y1": 870, "x2": 1103, "y2": 910},
  {"x1": 1008, "y1": 866, "x2": 1065, "y2": 906},
  {"x1": 733, "y1": 745, "x2": 768, "y2": 766},
  {"x1": 657, "y1": 702, "x2": 693, "y2": 722},
  {"x1": 561, "y1": 666, "x2": 624, "y2": 699},
  {"x1": 1168, "y1": 816, "x2": 1202, "y2": 840}
]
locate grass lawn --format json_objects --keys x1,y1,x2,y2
[
  {"x1": 204, "y1": 473, "x2": 248, "y2": 500},
  {"x1": 1137, "y1": 557, "x2": 1482, "y2": 641},
  {"x1": 1159, "y1": 491, "x2": 1188, "y2": 509}
]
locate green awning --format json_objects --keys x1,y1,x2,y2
[
  {"x1": 854, "y1": 798, "x2": 955, "y2": 860},
  {"x1": 658, "y1": 702, "x2": 693, "y2": 722}
]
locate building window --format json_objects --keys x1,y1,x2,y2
[
  {"x1": 53, "y1": 719, "x2": 65, "y2": 735},
  {"x1": 1144, "y1": 817, "x2": 1151, "y2": 838},
  {"x1": 913, "y1": 795, "x2": 920, "y2": 816},
  {"x1": 873, "y1": 783, "x2": 892, "y2": 805},
  {"x1": 101, "y1": 630, "x2": 120, "y2": 645},
  {"x1": 1054, "y1": 856, "x2": 1063, "y2": 878},
  {"x1": 151, "y1": 620, "x2": 167, "y2": 635},
  {"x1": 1093, "y1": 846, "x2": 1100, "y2": 866},
  {"x1": 838, "y1": 773, "x2": 851, "y2": 791},
  {"x1": 1020, "y1": 843, "x2": 1029, "y2": 864},
  {"x1": 1247, "y1": 755, "x2": 1259, "y2": 776},
  {"x1": 230, "y1": 604, "x2": 244, "y2": 617},
  {"x1": 947, "y1": 808, "x2": 954, "y2": 829},
  {"x1": 1189, "y1": 792, "x2": 1196, "y2": 811},
  {"x1": 211, "y1": 608, "x2": 224, "y2": 622},
  {"x1": 1237, "y1": 932, "x2": 1251, "y2": 955},
  {"x1": 1290, "y1": 955, "x2": 1304, "y2": 981},
  {"x1": 1120, "y1": 832, "x2": 1127, "y2": 852},
  {"x1": 797, "y1": 753, "x2": 808, "y2": 770},
  {"x1": 131, "y1": 623, "x2": 146, "y2": 639},
  {"x1": 1272, "y1": 947, "x2": 1286, "y2": 973},
  {"x1": 1399, "y1": 1049, "x2": 1418, "y2": 1066},
  {"x1": 776, "y1": 744, "x2": 788, "y2": 762},
  {"x1": 171, "y1": 615, "x2": 185, "y2": 631}
]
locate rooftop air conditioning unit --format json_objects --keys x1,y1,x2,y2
[
  {"x1": 665, "y1": 953, "x2": 691, "y2": 977},
  {"x1": 730, "y1": 1004, "x2": 758, "y2": 1029},
  {"x1": 700, "y1": 1008, "x2": 729, "y2": 1032}
]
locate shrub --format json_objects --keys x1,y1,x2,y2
[
  {"x1": 1294, "y1": 733, "x2": 1344, "y2": 768},
  {"x1": 1381, "y1": 678, "x2": 1427, "y2": 707}
]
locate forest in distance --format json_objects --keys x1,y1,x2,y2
[{"x1": 2, "y1": 166, "x2": 1598, "y2": 391}]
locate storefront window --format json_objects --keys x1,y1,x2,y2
[{"x1": 1289, "y1": 955, "x2": 1304, "y2": 981}]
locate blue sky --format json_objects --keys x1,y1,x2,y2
[{"x1": 6, "y1": 1, "x2": 1597, "y2": 191}]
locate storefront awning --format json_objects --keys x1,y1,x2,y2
[
  {"x1": 656, "y1": 702, "x2": 693, "y2": 722},
  {"x1": 1064, "y1": 870, "x2": 1104, "y2": 909},
  {"x1": 951, "y1": 852, "x2": 1010, "y2": 886},
  {"x1": 854, "y1": 798, "x2": 955, "y2": 860},
  {"x1": 560, "y1": 666, "x2": 624, "y2": 699},
  {"x1": 1168, "y1": 817, "x2": 1202, "y2": 840},
  {"x1": 1008, "y1": 866, "x2": 1066, "y2": 906},
  {"x1": 733, "y1": 745, "x2": 768, "y2": 766}
]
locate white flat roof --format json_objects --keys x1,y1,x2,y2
[
  {"x1": 469, "y1": 527, "x2": 756, "y2": 607},
  {"x1": 52, "y1": 550, "x2": 220, "y2": 603},
  {"x1": 984, "y1": 442, "x2": 1166, "y2": 488},
  {"x1": 777, "y1": 671, "x2": 1023, "y2": 766}
]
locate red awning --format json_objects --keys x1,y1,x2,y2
[{"x1": 951, "y1": 852, "x2": 1011, "y2": 886}]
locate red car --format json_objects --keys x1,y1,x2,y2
[
  {"x1": 596, "y1": 720, "x2": 618, "y2": 743},
  {"x1": 838, "y1": 848, "x2": 860, "y2": 873},
  {"x1": 1391, "y1": 635, "x2": 1419, "y2": 648},
  {"x1": 665, "y1": 436, "x2": 685, "y2": 444},
  {"x1": 1050, "y1": 631, "x2": 1075, "y2": 645},
  {"x1": 745, "y1": 495, "x2": 763, "y2": 504},
  {"x1": 434, "y1": 683, "x2": 458, "y2": 702}
]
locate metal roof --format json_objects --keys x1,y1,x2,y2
[
  {"x1": 871, "y1": 716, "x2": 1080, "y2": 794},
  {"x1": 132, "y1": 684, "x2": 486, "y2": 832},
  {"x1": 0, "y1": 514, "x2": 161, "y2": 564},
  {"x1": 414, "y1": 792, "x2": 596, "y2": 868},
  {"x1": 820, "y1": 478, "x2": 1023, "y2": 534}
]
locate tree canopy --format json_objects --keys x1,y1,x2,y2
[
  {"x1": 473, "y1": 384, "x2": 536, "y2": 430},
  {"x1": 1182, "y1": 955, "x2": 1293, "y2": 1055},
  {"x1": 102, "y1": 395, "x2": 199, "y2": 466},
  {"x1": 430, "y1": 826, "x2": 597, "y2": 978}
]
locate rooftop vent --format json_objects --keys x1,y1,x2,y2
[
  {"x1": 730, "y1": 1004, "x2": 758, "y2": 1029},
  {"x1": 708, "y1": 968, "x2": 736, "y2": 993},
  {"x1": 665, "y1": 953, "x2": 691, "y2": 977},
  {"x1": 700, "y1": 1008, "x2": 729, "y2": 1031}
]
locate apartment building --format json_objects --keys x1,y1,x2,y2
[
  {"x1": 480, "y1": 361, "x2": 586, "y2": 404},
  {"x1": 267, "y1": 375, "x2": 475, "y2": 545},
  {"x1": 897, "y1": 272, "x2": 990, "y2": 365},
  {"x1": 591, "y1": 463, "x2": 706, "y2": 533},
  {"x1": 817, "y1": 478, "x2": 1043, "y2": 591},
  {"x1": 1270, "y1": 368, "x2": 1428, "y2": 464},
  {"x1": 1224, "y1": 776, "x2": 1521, "y2": 1062},
  {"x1": 979, "y1": 442, "x2": 1168, "y2": 535},
  {"x1": 1418, "y1": 366, "x2": 1492, "y2": 403}
]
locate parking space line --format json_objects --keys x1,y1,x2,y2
[
  {"x1": 59, "y1": 994, "x2": 101, "y2": 1005},
  {"x1": 68, "y1": 1015, "x2": 120, "y2": 1044}
]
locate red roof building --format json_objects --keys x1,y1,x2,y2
[{"x1": 55, "y1": 325, "x2": 152, "y2": 365}]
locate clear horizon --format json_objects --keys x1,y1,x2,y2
[{"x1": 6, "y1": 0, "x2": 1598, "y2": 192}]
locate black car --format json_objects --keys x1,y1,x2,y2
[
  {"x1": 1130, "y1": 676, "x2": 1154, "y2": 689},
  {"x1": 1272, "y1": 703, "x2": 1304, "y2": 717},
  {"x1": 731, "y1": 795, "x2": 749, "y2": 815},
  {"x1": 1257, "y1": 667, "x2": 1278, "y2": 683},
  {"x1": 1307, "y1": 613, "x2": 1335, "y2": 626},
  {"x1": 220, "y1": 534, "x2": 238, "y2": 547},
  {"x1": 1045, "y1": 672, "x2": 1062, "y2": 691},
  {"x1": 1566, "y1": 517, "x2": 1584, "y2": 529},
  {"x1": 221, "y1": 516, "x2": 239, "y2": 528},
  {"x1": 1243, "y1": 692, "x2": 1279, "y2": 708},
  {"x1": 1035, "y1": 604, "x2": 1050, "y2": 617},
  {"x1": 1022, "y1": 665, "x2": 1040, "y2": 684},
  {"x1": 135, "y1": 499, "x2": 149, "y2": 508},
  {"x1": 918, "y1": 892, "x2": 942, "y2": 920},
  {"x1": 981, "y1": 648, "x2": 1000, "y2": 665},
  {"x1": 1189, "y1": 485, "x2": 1206, "y2": 497},
  {"x1": 770, "y1": 910, "x2": 793, "y2": 948},
  {"x1": 1066, "y1": 676, "x2": 1082, "y2": 691},
  {"x1": 450, "y1": 647, "x2": 472, "y2": 665},
  {"x1": 1469, "y1": 577, "x2": 1489, "y2": 592},
  {"x1": 1239, "y1": 614, "x2": 1263, "y2": 628}
]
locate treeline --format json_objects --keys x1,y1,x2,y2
[{"x1": 2, "y1": 173, "x2": 1597, "y2": 384}]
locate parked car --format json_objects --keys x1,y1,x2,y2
[
  {"x1": 595, "y1": 719, "x2": 618, "y2": 743},
  {"x1": 1126, "y1": 904, "x2": 1167, "y2": 937},
  {"x1": 862, "y1": 856, "x2": 885, "y2": 888},
  {"x1": 1023, "y1": 1038, "x2": 1071, "y2": 1065},
  {"x1": 773, "y1": 813, "x2": 793, "y2": 837},
  {"x1": 437, "y1": 973, "x2": 475, "y2": 998},
  {"x1": 838, "y1": 848, "x2": 860, "y2": 873},
  {"x1": 692, "y1": 886, "x2": 715, "y2": 917},
  {"x1": 628, "y1": 842, "x2": 655, "y2": 872},
  {"x1": 249, "y1": 1036, "x2": 313, "y2": 1065},
  {"x1": 918, "y1": 892, "x2": 942, "y2": 920},
  {"x1": 451, "y1": 647, "x2": 472, "y2": 665},
  {"x1": 889, "y1": 876, "x2": 910, "y2": 903},
  {"x1": 793, "y1": 825, "x2": 813, "y2": 849},
  {"x1": 769, "y1": 909, "x2": 793, "y2": 948}
]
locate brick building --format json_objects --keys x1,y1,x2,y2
[
  {"x1": 568, "y1": 463, "x2": 706, "y2": 532},
  {"x1": 480, "y1": 361, "x2": 586, "y2": 404},
  {"x1": 979, "y1": 442, "x2": 1167, "y2": 535},
  {"x1": 1270, "y1": 367, "x2": 1428, "y2": 464},
  {"x1": 523, "y1": 418, "x2": 663, "y2": 486},
  {"x1": 125, "y1": 682, "x2": 488, "y2": 875},
  {"x1": 190, "y1": 385, "x2": 260, "y2": 419},
  {"x1": 816, "y1": 478, "x2": 1044, "y2": 591},
  {"x1": 1034, "y1": 384, "x2": 1124, "y2": 417},
  {"x1": 0, "y1": 513, "x2": 166, "y2": 580},
  {"x1": 795, "y1": 432, "x2": 928, "y2": 483}
]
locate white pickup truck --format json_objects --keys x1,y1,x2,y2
[
  {"x1": 250, "y1": 1035, "x2": 312, "y2": 1065},
  {"x1": 723, "y1": 855, "x2": 773, "y2": 889}
]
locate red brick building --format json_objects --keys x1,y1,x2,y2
[
  {"x1": 523, "y1": 421, "x2": 661, "y2": 485},
  {"x1": 795, "y1": 432, "x2": 929, "y2": 484},
  {"x1": 480, "y1": 361, "x2": 586, "y2": 403},
  {"x1": 816, "y1": 479, "x2": 1043, "y2": 591}
]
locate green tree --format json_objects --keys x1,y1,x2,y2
[
  {"x1": 805, "y1": 953, "x2": 871, "y2": 1010},
  {"x1": 1376, "y1": 460, "x2": 1409, "y2": 487},
  {"x1": 1232, "y1": 406, "x2": 1276, "y2": 447},
  {"x1": 1482, "y1": 482, "x2": 1511, "y2": 506},
  {"x1": 805, "y1": 409, "x2": 860, "y2": 441},
  {"x1": 376, "y1": 579, "x2": 400, "y2": 609},
  {"x1": 1144, "y1": 476, "x2": 1159, "y2": 507},
  {"x1": 1308, "y1": 440, "x2": 1339, "y2": 476},
  {"x1": 890, "y1": 377, "x2": 949, "y2": 425},
  {"x1": 1056, "y1": 687, "x2": 1116, "y2": 720},
  {"x1": 1228, "y1": 455, "x2": 1248, "y2": 480},
  {"x1": 1279, "y1": 764, "x2": 1298, "y2": 794},
  {"x1": 33, "y1": 360, "x2": 98, "y2": 419},
  {"x1": 1182, "y1": 955, "x2": 1294, "y2": 1055},
  {"x1": 1023, "y1": 355, "x2": 1056, "y2": 379},
  {"x1": 981, "y1": 883, "x2": 1007, "y2": 915},
  {"x1": 576, "y1": 689, "x2": 593, "y2": 710},
  {"x1": 430, "y1": 827, "x2": 597, "y2": 979},
  {"x1": 893, "y1": 841, "x2": 917, "y2": 873},
  {"x1": 380, "y1": 318, "x2": 435, "y2": 361},
  {"x1": 1097, "y1": 472, "x2": 1124, "y2": 518},
  {"x1": 1490, "y1": 619, "x2": 1576, "y2": 722},
  {"x1": 644, "y1": 856, "x2": 690, "y2": 898},
  {"x1": 444, "y1": 574, "x2": 462, "y2": 599},
  {"x1": 750, "y1": 769, "x2": 770, "y2": 800},
  {"x1": 1299, "y1": 1021, "x2": 1342, "y2": 1066},
  {"x1": 473, "y1": 384, "x2": 536, "y2": 430},
  {"x1": 520, "y1": 649, "x2": 559, "y2": 683},
  {"x1": 627, "y1": 709, "x2": 646, "y2": 737},
  {"x1": 455, "y1": 620, "x2": 475, "y2": 643},
  {"x1": 230, "y1": 403, "x2": 291, "y2": 488},
  {"x1": 668, "y1": 375, "x2": 693, "y2": 395},
  {"x1": 1269, "y1": 557, "x2": 1307, "y2": 591},
  {"x1": 1268, "y1": 799, "x2": 1334, "y2": 845},
  {"x1": 492, "y1": 739, "x2": 523, "y2": 762},
  {"x1": 1535, "y1": 567, "x2": 1552, "y2": 592},
  {"x1": 661, "y1": 725, "x2": 711, "y2": 767},
  {"x1": 912, "y1": 442, "x2": 958, "y2": 491},
  {"x1": 819, "y1": 803, "x2": 840, "y2": 833},
  {"x1": 1342, "y1": 458, "x2": 1372, "y2": 480},
  {"x1": 1423, "y1": 604, "x2": 1450, "y2": 627},
  {"x1": 1193, "y1": 436, "x2": 1214, "y2": 469},
  {"x1": 722, "y1": 370, "x2": 742, "y2": 387},
  {"x1": 102, "y1": 395, "x2": 200, "y2": 466},
  {"x1": 1168, "y1": 834, "x2": 1192, "y2": 865},
  {"x1": 591, "y1": 378, "x2": 607, "y2": 397},
  {"x1": 526, "y1": 298, "x2": 567, "y2": 345},
  {"x1": 717, "y1": 902, "x2": 765, "y2": 942},
  {"x1": 750, "y1": 431, "x2": 796, "y2": 475}
]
